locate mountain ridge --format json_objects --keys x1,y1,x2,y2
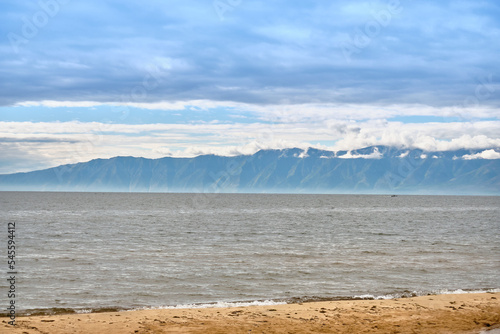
[{"x1": 1, "y1": 146, "x2": 499, "y2": 195}]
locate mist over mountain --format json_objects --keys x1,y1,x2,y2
[{"x1": 1, "y1": 146, "x2": 499, "y2": 195}]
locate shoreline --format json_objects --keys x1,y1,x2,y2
[
  {"x1": 8, "y1": 288, "x2": 500, "y2": 317},
  {"x1": 3, "y1": 292, "x2": 499, "y2": 333}
]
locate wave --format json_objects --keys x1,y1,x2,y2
[
  {"x1": 7, "y1": 288, "x2": 499, "y2": 317},
  {"x1": 135, "y1": 299, "x2": 286, "y2": 311},
  {"x1": 353, "y1": 288, "x2": 500, "y2": 300}
]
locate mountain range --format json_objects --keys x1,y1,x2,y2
[{"x1": 1, "y1": 146, "x2": 499, "y2": 195}]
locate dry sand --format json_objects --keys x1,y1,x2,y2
[{"x1": 2, "y1": 292, "x2": 499, "y2": 333}]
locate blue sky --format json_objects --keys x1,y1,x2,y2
[{"x1": 1, "y1": 0, "x2": 499, "y2": 173}]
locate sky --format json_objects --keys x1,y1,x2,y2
[{"x1": 1, "y1": 0, "x2": 499, "y2": 174}]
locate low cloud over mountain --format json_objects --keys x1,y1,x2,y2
[{"x1": 1, "y1": 146, "x2": 498, "y2": 195}]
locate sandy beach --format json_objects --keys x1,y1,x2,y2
[{"x1": 2, "y1": 292, "x2": 499, "y2": 333}]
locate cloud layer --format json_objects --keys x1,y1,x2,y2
[
  {"x1": 1, "y1": 1, "x2": 499, "y2": 173},
  {"x1": 1, "y1": 0, "x2": 499, "y2": 107},
  {"x1": 1, "y1": 118, "x2": 499, "y2": 174},
  {"x1": 463, "y1": 149, "x2": 500, "y2": 160}
]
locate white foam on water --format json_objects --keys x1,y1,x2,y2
[
  {"x1": 355, "y1": 288, "x2": 500, "y2": 300},
  {"x1": 435, "y1": 288, "x2": 500, "y2": 295},
  {"x1": 354, "y1": 294, "x2": 396, "y2": 300},
  {"x1": 130, "y1": 300, "x2": 286, "y2": 311},
  {"x1": 132, "y1": 288, "x2": 500, "y2": 312}
]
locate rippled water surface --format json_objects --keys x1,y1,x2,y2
[{"x1": 1, "y1": 192, "x2": 499, "y2": 312}]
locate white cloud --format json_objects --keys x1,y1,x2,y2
[
  {"x1": 398, "y1": 151, "x2": 409, "y2": 158},
  {"x1": 297, "y1": 151, "x2": 309, "y2": 158},
  {"x1": 1, "y1": 118, "x2": 499, "y2": 173},
  {"x1": 333, "y1": 122, "x2": 500, "y2": 152},
  {"x1": 462, "y1": 149, "x2": 500, "y2": 160},
  {"x1": 338, "y1": 147, "x2": 383, "y2": 159}
]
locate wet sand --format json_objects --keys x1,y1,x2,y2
[{"x1": 2, "y1": 292, "x2": 499, "y2": 333}]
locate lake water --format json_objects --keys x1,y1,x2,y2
[{"x1": 1, "y1": 192, "x2": 499, "y2": 314}]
